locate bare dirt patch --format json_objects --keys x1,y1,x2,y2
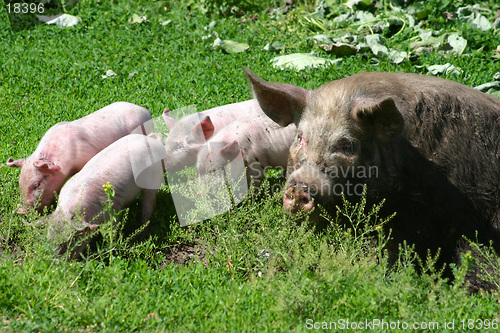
[{"x1": 158, "y1": 239, "x2": 208, "y2": 268}]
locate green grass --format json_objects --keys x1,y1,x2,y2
[{"x1": 1, "y1": 0, "x2": 500, "y2": 331}]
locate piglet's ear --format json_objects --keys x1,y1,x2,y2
[
  {"x1": 244, "y1": 67, "x2": 310, "y2": 127},
  {"x1": 191, "y1": 116, "x2": 215, "y2": 142},
  {"x1": 220, "y1": 141, "x2": 240, "y2": 161},
  {"x1": 33, "y1": 159, "x2": 62, "y2": 173},
  {"x1": 351, "y1": 97, "x2": 404, "y2": 141},
  {"x1": 7, "y1": 158, "x2": 24, "y2": 168},
  {"x1": 162, "y1": 109, "x2": 177, "y2": 128}
]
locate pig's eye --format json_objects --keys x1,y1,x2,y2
[
  {"x1": 341, "y1": 142, "x2": 353, "y2": 153},
  {"x1": 334, "y1": 140, "x2": 356, "y2": 154},
  {"x1": 33, "y1": 183, "x2": 41, "y2": 190},
  {"x1": 295, "y1": 132, "x2": 302, "y2": 141}
]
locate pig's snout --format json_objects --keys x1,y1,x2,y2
[{"x1": 284, "y1": 183, "x2": 314, "y2": 214}]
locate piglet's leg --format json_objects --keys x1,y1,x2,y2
[{"x1": 138, "y1": 189, "x2": 158, "y2": 240}]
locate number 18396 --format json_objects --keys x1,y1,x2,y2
[
  {"x1": 6, "y1": 2, "x2": 45, "y2": 14},
  {"x1": 461, "y1": 319, "x2": 498, "y2": 330}
]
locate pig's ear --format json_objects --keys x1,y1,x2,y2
[
  {"x1": 148, "y1": 132, "x2": 162, "y2": 141},
  {"x1": 162, "y1": 109, "x2": 177, "y2": 128},
  {"x1": 221, "y1": 141, "x2": 241, "y2": 161},
  {"x1": 33, "y1": 159, "x2": 62, "y2": 173},
  {"x1": 6, "y1": 158, "x2": 24, "y2": 168},
  {"x1": 244, "y1": 68, "x2": 310, "y2": 127},
  {"x1": 191, "y1": 116, "x2": 215, "y2": 142},
  {"x1": 351, "y1": 97, "x2": 404, "y2": 141}
]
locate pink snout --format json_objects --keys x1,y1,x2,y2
[{"x1": 283, "y1": 183, "x2": 314, "y2": 214}]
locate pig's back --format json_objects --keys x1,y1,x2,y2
[
  {"x1": 55, "y1": 135, "x2": 157, "y2": 221},
  {"x1": 329, "y1": 72, "x2": 500, "y2": 224},
  {"x1": 214, "y1": 115, "x2": 295, "y2": 168},
  {"x1": 199, "y1": 99, "x2": 263, "y2": 129},
  {"x1": 72, "y1": 102, "x2": 152, "y2": 151}
]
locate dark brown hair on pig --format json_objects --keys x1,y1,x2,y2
[{"x1": 246, "y1": 68, "x2": 500, "y2": 285}]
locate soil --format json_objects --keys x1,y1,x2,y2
[{"x1": 157, "y1": 239, "x2": 208, "y2": 268}]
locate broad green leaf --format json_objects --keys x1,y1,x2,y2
[
  {"x1": 371, "y1": 17, "x2": 403, "y2": 35},
  {"x1": 222, "y1": 40, "x2": 249, "y2": 54},
  {"x1": 321, "y1": 43, "x2": 358, "y2": 57},
  {"x1": 314, "y1": 0, "x2": 326, "y2": 19},
  {"x1": 412, "y1": 32, "x2": 466, "y2": 55},
  {"x1": 129, "y1": 14, "x2": 147, "y2": 24},
  {"x1": 474, "y1": 81, "x2": 500, "y2": 92},
  {"x1": 474, "y1": 80, "x2": 500, "y2": 99},
  {"x1": 493, "y1": 18, "x2": 500, "y2": 30},
  {"x1": 475, "y1": 82, "x2": 500, "y2": 99},
  {"x1": 388, "y1": 49, "x2": 407, "y2": 64},
  {"x1": 345, "y1": 0, "x2": 373, "y2": 10},
  {"x1": 312, "y1": 35, "x2": 333, "y2": 44},
  {"x1": 447, "y1": 33, "x2": 467, "y2": 55},
  {"x1": 405, "y1": 14, "x2": 416, "y2": 28},
  {"x1": 494, "y1": 46, "x2": 500, "y2": 59},
  {"x1": 365, "y1": 34, "x2": 388, "y2": 56},
  {"x1": 45, "y1": 14, "x2": 80, "y2": 28},
  {"x1": 271, "y1": 53, "x2": 337, "y2": 71},
  {"x1": 332, "y1": 33, "x2": 357, "y2": 44},
  {"x1": 354, "y1": 11, "x2": 375, "y2": 23},
  {"x1": 470, "y1": 14, "x2": 492, "y2": 31},
  {"x1": 263, "y1": 41, "x2": 283, "y2": 52},
  {"x1": 213, "y1": 39, "x2": 249, "y2": 54},
  {"x1": 372, "y1": 20, "x2": 390, "y2": 33},
  {"x1": 486, "y1": 90, "x2": 500, "y2": 99},
  {"x1": 457, "y1": 5, "x2": 492, "y2": 30},
  {"x1": 418, "y1": 29, "x2": 433, "y2": 41},
  {"x1": 457, "y1": 5, "x2": 490, "y2": 20},
  {"x1": 102, "y1": 70, "x2": 118, "y2": 79},
  {"x1": 204, "y1": 21, "x2": 217, "y2": 31},
  {"x1": 333, "y1": 13, "x2": 351, "y2": 23},
  {"x1": 411, "y1": 34, "x2": 445, "y2": 49},
  {"x1": 213, "y1": 37, "x2": 224, "y2": 47},
  {"x1": 356, "y1": 42, "x2": 370, "y2": 53},
  {"x1": 427, "y1": 63, "x2": 462, "y2": 76},
  {"x1": 457, "y1": 6, "x2": 473, "y2": 19}
]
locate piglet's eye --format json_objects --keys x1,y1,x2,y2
[{"x1": 34, "y1": 183, "x2": 41, "y2": 190}]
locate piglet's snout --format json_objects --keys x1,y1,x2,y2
[{"x1": 283, "y1": 183, "x2": 314, "y2": 213}]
